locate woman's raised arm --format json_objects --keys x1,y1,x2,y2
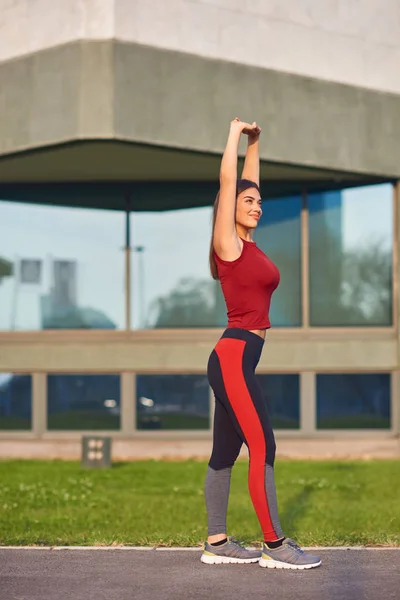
[
  {"x1": 241, "y1": 121, "x2": 261, "y2": 187},
  {"x1": 213, "y1": 118, "x2": 257, "y2": 260}
]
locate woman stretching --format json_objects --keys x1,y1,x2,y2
[{"x1": 201, "y1": 118, "x2": 321, "y2": 570}]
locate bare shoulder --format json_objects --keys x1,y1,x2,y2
[{"x1": 213, "y1": 233, "x2": 243, "y2": 262}]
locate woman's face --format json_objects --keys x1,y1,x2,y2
[{"x1": 235, "y1": 188, "x2": 262, "y2": 230}]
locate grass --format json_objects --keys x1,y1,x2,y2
[{"x1": 0, "y1": 459, "x2": 399, "y2": 547}]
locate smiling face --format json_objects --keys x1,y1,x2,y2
[{"x1": 235, "y1": 187, "x2": 262, "y2": 231}]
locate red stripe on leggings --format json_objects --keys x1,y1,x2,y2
[{"x1": 215, "y1": 338, "x2": 278, "y2": 541}]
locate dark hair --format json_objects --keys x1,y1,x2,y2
[{"x1": 209, "y1": 179, "x2": 261, "y2": 280}]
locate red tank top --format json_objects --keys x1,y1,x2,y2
[{"x1": 214, "y1": 238, "x2": 280, "y2": 330}]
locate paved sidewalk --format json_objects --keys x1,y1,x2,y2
[
  {"x1": 1, "y1": 548, "x2": 399, "y2": 600},
  {"x1": 0, "y1": 437, "x2": 399, "y2": 461}
]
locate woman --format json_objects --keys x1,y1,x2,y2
[{"x1": 201, "y1": 118, "x2": 321, "y2": 570}]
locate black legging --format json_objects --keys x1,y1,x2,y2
[{"x1": 207, "y1": 328, "x2": 283, "y2": 541}]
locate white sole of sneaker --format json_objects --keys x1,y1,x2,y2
[
  {"x1": 200, "y1": 554, "x2": 260, "y2": 565},
  {"x1": 259, "y1": 557, "x2": 322, "y2": 570}
]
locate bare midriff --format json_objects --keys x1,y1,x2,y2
[{"x1": 250, "y1": 329, "x2": 267, "y2": 340}]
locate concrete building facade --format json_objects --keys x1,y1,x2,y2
[{"x1": 1, "y1": 0, "x2": 400, "y2": 450}]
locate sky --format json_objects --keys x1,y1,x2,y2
[
  {"x1": 341, "y1": 185, "x2": 393, "y2": 251},
  {"x1": 0, "y1": 183, "x2": 393, "y2": 334}
]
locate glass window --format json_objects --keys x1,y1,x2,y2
[
  {"x1": 136, "y1": 374, "x2": 210, "y2": 430},
  {"x1": 0, "y1": 373, "x2": 32, "y2": 430},
  {"x1": 130, "y1": 207, "x2": 227, "y2": 328},
  {"x1": 0, "y1": 200, "x2": 125, "y2": 330},
  {"x1": 254, "y1": 196, "x2": 302, "y2": 327},
  {"x1": 317, "y1": 373, "x2": 391, "y2": 429},
  {"x1": 47, "y1": 374, "x2": 120, "y2": 430},
  {"x1": 309, "y1": 184, "x2": 393, "y2": 326},
  {"x1": 130, "y1": 196, "x2": 301, "y2": 329},
  {"x1": 257, "y1": 374, "x2": 300, "y2": 429}
]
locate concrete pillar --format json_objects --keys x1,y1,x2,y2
[
  {"x1": 301, "y1": 190, "x2": 310, "y2": 327},
  {"x1": 300, "y1": 371, "x2": 316, "y2": 435},
  {"x1": 121, "y1": 371, "x2": 135, "y2": 435},
  {"x1": 395, "y1": 182, "x2": 400, "y2": 435},
  {"x1": 391, "y1": 371, "x2": 399, "y2": 435},
  {"x1": 32, "y1": 373, "x2": 47, "y2": 438}
]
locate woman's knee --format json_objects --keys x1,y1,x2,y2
[
  {"x1": 267, "y1": 437, "x2": 276, "y2": 466},
  {"x1": 209, "y1": 451, "x2": 238, "y2": 471},
  {"x1": 247, "y1": 431, "x2": 276, "y2": 466}
]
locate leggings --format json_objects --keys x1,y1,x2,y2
[{"x1": 204, "y1": 328, "x2": 284, "y2": 542}]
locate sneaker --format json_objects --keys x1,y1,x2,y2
[
  {"x1": 259, "y1": 538, "x2": 322, "y2": 570},
  {"x1": 200, "y1": 536, "x2": 261, "y2": 564}
]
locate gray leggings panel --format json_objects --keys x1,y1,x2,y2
[{"x1": 204, "y1": 466, "x2": 232, "y2": 536}]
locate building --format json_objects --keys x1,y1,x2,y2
[{"x1": 0, "y1": 0, "x2": 399, "y2": 451}]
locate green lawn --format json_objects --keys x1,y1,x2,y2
[{"x1": 0, "y1": 459, "x2": 399, "y2": 547}]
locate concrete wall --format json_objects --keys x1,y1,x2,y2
[
  {"x1": 2, "y1": 40, "x2": 400, "y2": 177},
  {"x1": 115, "y1": 0, "x2": 400, "y2": 94},
  {"x1": 0, "y1": 329, "x2": 397, "y2": 372},
  {"x1": 2, "y1": 1, "x2": 400, "y2": 177},
  {"x1": 1, "y1": 0, "x2": 400, "y2": 94},
  {"x1": 0, "y1": 0, "x2": 114, "y2": 61},
  {"x1": 0, "y1": 329, "x2": 398, "y2": 441}
]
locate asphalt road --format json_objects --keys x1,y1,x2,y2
[{"x1": 0, "y1": 548, "x2": 399, "y2": 600}]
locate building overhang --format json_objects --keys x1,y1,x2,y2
[
  {"x1": 0, "y1": 40, "x2": 398, "y2": 210},
  {"x1": 0, "y1": 139, "x2": 392, "y2": 211}
]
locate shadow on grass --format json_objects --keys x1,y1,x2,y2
[
  {"x1": 279, "y1": 461, "x2": 359, "y2": 538},
  {"x1": 79, "y1": 461, "x2": 140, "y2": 470},
  {"x1": 109, "y1": 460, "x2": 163, "y2": 469},
  {"x1": 279, "y1": 486, "x2": 315, "y2": 540}
]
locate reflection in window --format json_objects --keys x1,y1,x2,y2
[
  {"x1": 317, "y1": 373, "x2": 391, "y2": 429},
  {"x1": 136, "y1": 374, "x2": 210, "y2": 430},
  {"x1": 47, "y1": 374, "x2": 120, "y2": 430},
  {"x1": 254, "y1": 196, "x2": 302, "y2": 326},
  {"x1": 0, "y1": 373, "x2": 32, "y2": 430},
  {"x1": 130, "y1": 208, "x2": 227, "y2": 329},
  {"x1": 309, "y1": 184, "x2": 393, "y2": 326},
  {"x1": 257, "y1": 374, "x2": 300, "y2": 429},
  {"x1": 130, "y1": 197, "x2": 302, "y2": 329},
  {"x1": 0, "y1": 201, "x2": 125, "y2": 330}
]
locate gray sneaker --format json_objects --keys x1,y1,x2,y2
[
  {"x1": 200, "y1": 536, "x2": 261, "y2": 564},
  {"x1": 259, "y1": 538, "x2": 322, "y2": 570}
]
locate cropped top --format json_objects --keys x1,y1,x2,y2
[{"x1": 213, "y1": 238, "x2": 280, "y2": 330}]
